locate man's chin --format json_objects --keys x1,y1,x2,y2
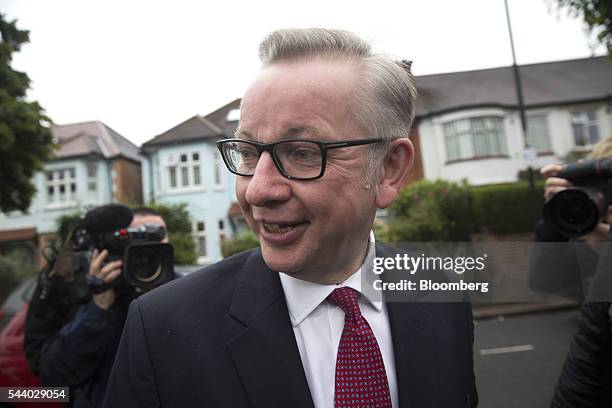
[{"x1": 260, "y1": 244, "x2": 304, "y2": 274}]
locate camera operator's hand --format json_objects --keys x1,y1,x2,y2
[
  {"x1": 89, "y1": 249, "x2": 122, "y2": 310},
  {"x1": 541, "y1": 163, "x2": 572, "y2": 200}
]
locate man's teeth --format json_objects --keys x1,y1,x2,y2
[{"x1": 264, "y1": 223, "x2": 297, "y2": 233}]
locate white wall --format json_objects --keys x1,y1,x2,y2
[{"x1": 417, "y1": 102, "x2": 612, "y2": 186}]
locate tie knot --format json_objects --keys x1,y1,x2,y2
[{"x1": 327, "y1": 287, "x2": 361, "y2": 319}]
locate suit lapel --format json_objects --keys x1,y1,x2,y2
[
  {"x1": 226, "y1": 249, "x2": 315, "y2": 408},
  {"x1": 378, "y1": 245, "x2": 439, "y2": 408}
]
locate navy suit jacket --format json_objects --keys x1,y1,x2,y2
[{"x1": 103, "y1": 245, "x2": 478, "y2": 407}]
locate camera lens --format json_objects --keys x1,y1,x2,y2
[
  {"x1": 544, "y1": 188, "x2": 604, "y2": 237},
  {"x1": 556, "y1": 194, "x2": 593, "y2": 229},
  {"x1": 127, "y1": 247, "x2": 162, "y2": 283}
]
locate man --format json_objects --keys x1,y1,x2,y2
[
  {"x1": 25, "y1": 206, "x2": 170, "y2": 407},
  {"x1": 104, "y1": 28, "x2": 477, "y2": 407}
]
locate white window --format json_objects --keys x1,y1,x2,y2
[
  {"x1": 168, "y1": 152, "x2": 202, "y2": 189},
  {"x1": 571, "y1": 110, "x2": 600, "y2": 147},
  {"x1": 526, "y1": 115, "x2": 552, "y2": 153},
  {"x1": 194, "y1": 221, "x2": 207, "y2": 258},
  {"x1": 213, "y1": 152, "x2": 223, "y2": 188},
  {"x1": 443, "y1": 117, "x2": 508, "y2": 161},
  {"x1": 46, "y1": 168, "x2": 76, "y2": 205},
  {"x1": 86, "y1": 163, "x2": 98, "y2": 201}
]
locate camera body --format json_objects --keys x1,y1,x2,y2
[
  {"x1": 543, "y1": 158, "x2": 612, "y2": 238},
  {"x1": 72, "y1": 224, "x2": 174, "y2": 293}
]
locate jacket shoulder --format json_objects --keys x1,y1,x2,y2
[{"x1": 136, "y1": 248, "x2": 257, "y2": 316}]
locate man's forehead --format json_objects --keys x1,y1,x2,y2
[
  {"x1": 237, "y1": 61, "x2": 362, "y2": 142},
  {"x1": 131, "y1": 214, "x2": 166, "y2": 227}
]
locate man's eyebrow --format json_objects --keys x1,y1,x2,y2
[
  {"x1": 233, "y1": 126, "x2": 319, "y2": 140},
  {"x1": 234, "y1": 129, "x2": 253, "y2": 140},
  {"x1": 285, "y1": 126, "x2": 317, "y2": 137}
]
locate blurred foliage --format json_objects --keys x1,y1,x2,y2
[
  {"x1": 471, "y1": 181, "x2": 546, "y2": 234},
  {"x1": 140, "y1": 202, "x2": 197, "y2": 265},
  {"x1": 221, "y1": 230, "x2": 259, "y2": 258},
  {"x1": 0, "y1": 14, "x2": 55, "y2": 214},
  {"x1": 548, "y1": 0, "x2": 612, "y2": 56},
  {"x1": 373, "y1": 219, "x2": 391, "y2": 242},
  {"x1": 385, "y1": 179, "x2": 547, "y2": 241},
  {"x1": 54, "y1": 209, "x2": 85, "y2": 248},
  {"x1": 388, "y1": 180, "x2": 474, "y2": 242},
  {"x1": 562, "y1": 148, "x2": 591, "y2": 163}
]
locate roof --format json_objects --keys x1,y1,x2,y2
[
  {"x1": 204, "y1": 98, "x2": 241, "y2": 137},
  {"x1": 142, "y1": 57, "x2": 612, "y2": 147},
  {"x1": 415, "y1": 56, "x2": 612, "y2": 118},
  {"x1": 142, "y1": 115, "x2": 224, "y2": 149},
  {"x1": 51, "y1": 121, "x2": 141, "y2": 162}
]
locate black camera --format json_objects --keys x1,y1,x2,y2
[
  {"x1": 72, "y1": 223, "x2": 174, "y2": 292},
  {"x1": 543, "y1": 158, "x2": 612, "y2": 238}
]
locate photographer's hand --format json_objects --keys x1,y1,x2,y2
[
  {"x1": 541, "y1": 163, "x2": 572, "y2": 200},
  {"x1": 89, "y1": 249, "x2": 122, "y2": 310}
]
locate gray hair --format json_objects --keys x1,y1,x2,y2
[{"x1": 258, "y1": 28, "x2": 417, "y2": 182}]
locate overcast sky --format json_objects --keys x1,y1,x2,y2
[{"x1": 2, "y1": 0, "x2": 606, "y2": 146}]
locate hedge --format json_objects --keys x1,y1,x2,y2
[
  {"x1": 386, "y1": 179, "x2": 546, "y2": 241},
  {"x1": 221, "y1": 231, "x2": 259, "y2": 258},
  {"x1": 471, "y1": 181, "x2": 545, "y2": 234}
]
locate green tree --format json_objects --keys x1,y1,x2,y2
[
  {"x1": 549, "y1": 0, "x2": 612, "y2": 56},
  {"x1": 0, "y1": 14, "x2": 55, "y2": 213}
]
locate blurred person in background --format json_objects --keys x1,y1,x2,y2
[
  {"x1": 530, "y1": 136, "x2": 612, "y2": 407},
  {"x1": 24, "y1": 206, "x2": 172, "y2": 408},
  {"x1": 530, "y1": 136, "x2": 612, "y2": 300}
]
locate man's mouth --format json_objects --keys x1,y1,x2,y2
[{"x1": 263, "y1": 222, "x2": 308, "y2": 233}]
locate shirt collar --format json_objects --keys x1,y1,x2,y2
[{"x1": 279, "y1": 231, "x2": 382, "y2": 327}]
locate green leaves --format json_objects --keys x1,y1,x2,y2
[
  {"x1": 551, "y1": 0, "x2": 612, "y2": 56},
  {"x1": 388, "y1": 180, "x2": 473, "y2": 242},
  {"x1": 221, "y1": 231, "x2": 259, "y2": 258},
  {"x1": 0, "y1": 13, "x2": 55, "y2": 214},
  {"x1": 386, "y1": 179, "x2": 546, "y2": 241}
]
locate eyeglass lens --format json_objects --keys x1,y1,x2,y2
[{"x1": 222, "y1": 140, "x2": 323, "y2": 178}]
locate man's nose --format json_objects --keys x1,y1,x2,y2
[{"x1": 244, "y1": 152, "x2": 291, "y2": 206}]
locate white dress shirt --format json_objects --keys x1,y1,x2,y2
[{"x1": 279, "y1": 233, "x2": 398, "y2": 408}]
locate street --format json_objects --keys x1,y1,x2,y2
[{"x1": 474, "y1": 308, "x2": 580, "y2": 408}]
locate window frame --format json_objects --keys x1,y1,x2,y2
[
  {"x1": 167, "y1": 151, "x2": 203, "y2": 191},
  {"x1": 442, "y1": 116, "x2": 509, "y2": 163},
  {"x1": 45, "y1": 167, "x2": 77, "y2": 207},
  {"x1": 570, "y1": 109, "x2": 600, "y2": 148}
]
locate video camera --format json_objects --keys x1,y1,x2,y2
[
  {"x1": 543, "y1": 158, "x2": 612, "y2": 238},
  {"x1": 43, "y1": 204, "x2": 174, "y2": 303}
]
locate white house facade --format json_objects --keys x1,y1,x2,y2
[
  {"x1": 141, "y1": 100, "x2": 241, "y2": 265},
  {"x1": 412, "y1": 57, "x2": 612, "y2": 186},
  {"x1": 0, "y1": 121, "x2": 142, "y2": 267}
]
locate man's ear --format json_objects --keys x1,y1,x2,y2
[{"x1": 375, "y1": 138, "x2": 414, "y2": 209}]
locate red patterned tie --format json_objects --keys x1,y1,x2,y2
[{"x1": 327, "y1": 287, "x2": 392, "y2": 408}]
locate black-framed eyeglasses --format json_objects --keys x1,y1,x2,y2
[{"x1": 216, "y1": 138, "x2": 385, "y2": 180}]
